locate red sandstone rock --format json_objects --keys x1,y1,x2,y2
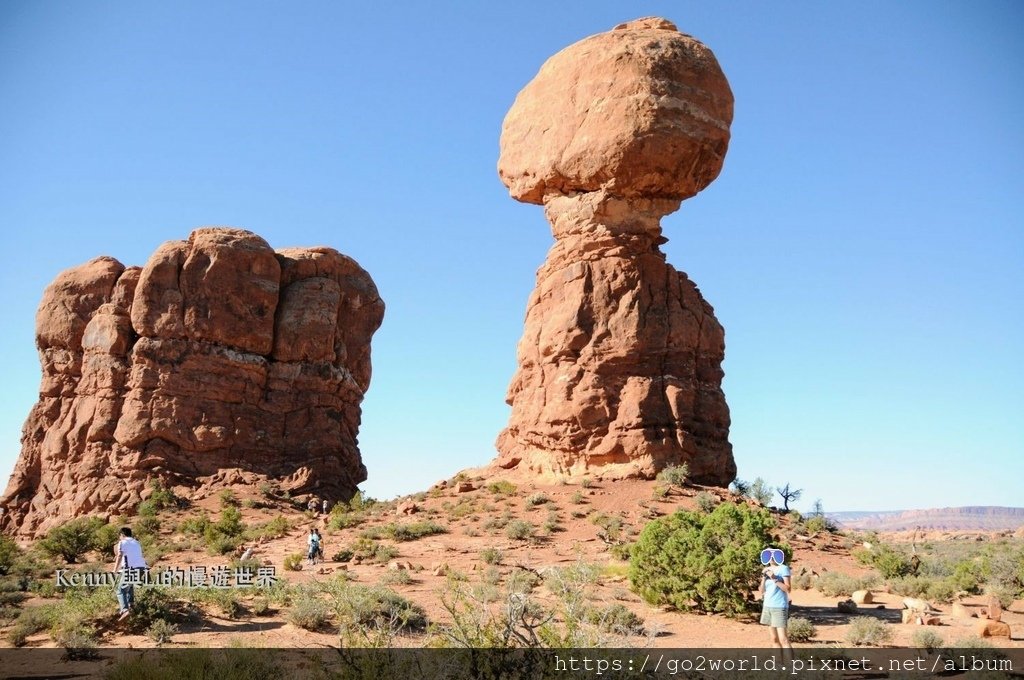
[
  {"x1": 1, "y1": 227, "x2": 383, "y2": 536},
  {"x1": 493, "y1": 18, "x2": 736, "y2": 484}
]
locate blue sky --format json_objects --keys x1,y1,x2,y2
[{"x1": 1, "y1": 2, "x2": 1021, "y2": 512}]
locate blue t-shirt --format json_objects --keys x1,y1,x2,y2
[{"x1": 763, "y1": 564, "x2": 791, "y2": 609}]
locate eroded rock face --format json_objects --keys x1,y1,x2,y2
[
  {"x1": 494, "y1": 18, "x2": 737, "y2": 485},
  {"x1": 2, "y1": 228, "x2": 384, "y2": 535}
]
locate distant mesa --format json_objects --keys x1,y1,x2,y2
[
  {"x1": 493, "y1": 17, "x2": 737, "y2": 485},
  {"x1": 831, "y1": 506, "x2": 1024, "y2": 533},
  {"x1": 1, "y1": 227, "x2": 384, "y2": 536}
]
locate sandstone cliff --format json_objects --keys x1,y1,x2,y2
[{"x1": 2, "y1": 228, "x2": 383, "y2": 535}]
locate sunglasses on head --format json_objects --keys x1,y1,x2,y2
[{"x1": 760, "y1": 548, "x2": 785, "y2": 565}]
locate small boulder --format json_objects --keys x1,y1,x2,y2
[
  {"x1": 852, "y1": 589, "x2": 873, "y2": 605},
  {"x1": 396, "y1": 500, "x2": 419, "y2": 516},
  {"x1": 976, "y1": 619, "x2": 1011, "y2": 638},
  {"x1": 983, "y1": 596, "x2": 1003, "y2": 622},
  {"x1": 923, "y1": 616, "x2": 941, "y2": 626},
  {"x1": 902, "y1": 609, "x2": 924, "y2": 625},
  {"x1": 387, "y1": 561, "x2": 406, "y2": 571},
  {"x1": 457, "y1": 482, "x2": 475, "y2": 494},
  {"x1": 952, "y1": 602, "x2": 976, "y2": 619},
  {"x1": 838, "y1": 599, "x2": 858, "y2": 614}
]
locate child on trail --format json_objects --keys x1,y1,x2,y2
[{"x1": 758, "y1": 546, "x2": 793, "y2": 663}]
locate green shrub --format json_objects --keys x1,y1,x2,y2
[
  {"x1": 855, "y1": 544, "x2": 915, "y2": 578},
  {"x1": 91, "y1": 523, "x2": 120, "y2": 558},
  {"x1": 480, "y1": 548, "x2": 503, "y2": 565},
  {"x1": 258, "y1": 482, "x2": 276, "y2": 498},
  {"x1": 146, "y1": 619, "x2": 178, "y2": 645},
  {"x1": 219, "y1": 489, "x2": 238, "y2": 507},
  {"x1": 387, "y1": 520, "x2": 447, "y2": 541},
  {"x1": 629, "y1": 502, "x2": 779, "y2": 615},
  {"x1": 580, "y1": 477, "x2": 593, "y2": 489},
  {"x1": 845, "y1": 616, "x2": 892, "y2": 646},
  {"x1": 803, "y1": 514, "x2": 835, "y2": 533},
  {"x1": 203, "y1": 506, "x2": 245, "y2": 554},
  {"x1": 911, "y1": 628, "x2": 944, "y2": 651},
  {"x1": 334, "y1": 585, "x2": 426, "y2": 632},
  {"x1": 695, "y1": 492, "x2": 718, "y2": 513},
  {"x1": 585, "y1": 603, "x2": 644, "y2": 635},
  {"x1": 818, "y1": 572, "x2": 865, "y2": 597},
  {"x1": 288, "y1": 594, "x2": 331, "y2": 631},
  {"x1": 656, "y1": 464, "x2": 689, "y2": 487},
  {"x1": 283, "y1": 554, "x2": 303, "y2": 571},
  {"x1": 55, "y1": 624, "x2": 99, "y2": 659},
  {"x1": 0, "y1": 536, "x2": 22, "y2": 575},
  {"x1": 148, "y1": 479, "x2": 184, "y2": 510},
  {"x1": 610, "y1": 543, "x2": 632, "y2": 561},
  {"x1": 380, "y1": 569, "x2": 412, "y2": 586},
  {"x1": 6, "y1": 606, "x2": 53, "y2": 646},
  {"x1": 244, "y1": 516, "x2": 291, "y2": 541},
  {"x1": 349, "y1": 538, "x2": 397, "y2": 563},
  {"x1": 332, "y1": 549, "x2": 354, "y2": 563},
  {"x1": 39, "y1": 517, "x2": 105, "y2": 563},
  {"x1": 787, "y1": 616, "x2": 816, "y2": 642},
  {"x1": 137, "y1": 500, "x2": 159, "y2": 517},
  {"x1": 487, "y1": 480, "x2": 517, "y2": 496},
  {"x1": 591, "y1": 513, "x2": 624, "y2": 542},
  {"x1": 506, "y1": 520, "x2": 534, "y2": 541},
  {"x1": 251, "y1": 597, "x2": 271, "y2": 615},
  {"x1": 748, "y1": 478, "x2": 773, "y2": 506},
  {"x1": 525, "y1": 492, "x2": 550, "y2": 507},
  {"x1": 571, "y1": 491, "x2": 585, "y2": 505},
  {"x1": 179, "y1": 514, "x2": 211, "y2": 536}
]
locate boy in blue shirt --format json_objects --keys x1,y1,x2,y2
[{"x1": 758, "y1": 547, "x2": 793, "y2": 662}]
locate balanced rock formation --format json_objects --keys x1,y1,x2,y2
[
  {"x1": 1, "y1": 228, "x2": 383, "y2": 535},
  {"x1": 494, "y1": 18, "x2": 736, "y2": 484}
]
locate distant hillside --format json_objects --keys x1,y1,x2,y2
[{"x1": 829, "y1": 506, "x2": 1024, "y2": 532}]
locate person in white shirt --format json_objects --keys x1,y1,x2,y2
[{"x1": 113, "y1": 527, "x2": 148, "y2": 620}]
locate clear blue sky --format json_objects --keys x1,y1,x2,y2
[{"x1": 1, "y1": 2, "x2": 1021, "y2": 513}]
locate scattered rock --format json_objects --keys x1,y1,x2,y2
[
  {"x1": 976, "y1": 619, "x2": 1011, "y2": 638},
  {"x1": 923, "y1": 616, "x2": 941, "y2": 626},
  {"x1": 388, "y1": 561, "x2": 406, "y2": 571},
  {"x1": 396, "y1": 500, "x2": 419, "y2": 516},
  {"x1": 902, "y1": 609, "x2": 923, "y2": 625},
  {"x1": 952, "y1": 602, "x2": 976, "y2": 619},
  {"x1": 432, "y1": 562, "x2": 450, "y2": 577},
  {"x1": 983, "y1": 596, "x2": 1003, "y2": 622},
  {"x1": 456, "y1": 482, "x2": 476, "y2": 494},
  {"x1": 903, "y1": 597, "x2": 935, "y2": 613},
  {"x1": 852, "y1": 590, "x2": 873, "y2": 605},
  {"x1": 493, "y1": 17, "x2": 736, "y2": 485},
  {"x1": 1, "y1": 228, "x2": 384, "y2": 536}
]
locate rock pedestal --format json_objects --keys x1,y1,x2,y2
[
  {"x1": 494, "y1": 18, "x2": 737, "y2": 484},
  {"x1": 1, "y1": 228, "x2": 383, "y2": 535}
]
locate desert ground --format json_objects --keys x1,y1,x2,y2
[{"x1": 1, "y1": 472, "x2": 1021, "y2": 660}]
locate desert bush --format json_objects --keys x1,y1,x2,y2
[
  {"x1": 349, "y1": 537, "x2": 398, "y2": 563},
  {"x1": 334, "y1": 584, "x2": 427, "y2": 632},
  {"x1": 483, "y1": 512, "x2": 513, "y2": 531},
  {"x1": 0, "y1": 536, "x2": 21, "y2": 576},
  {"x1": 251, "y1": 597, "x2": 271, "y2": 615},
  {"x1": 695, "y1": 492, "x2": 718, "y2": 513},
  {"x1": 542, "y1": 511, "x2": 561, "y2": 534},
  {"x1": 629, "y1": 502, "x2": 779, "y2": 615},
  {"x1": 104, "y1": 648, "x2": 280, "y2": 679},
  {"x1": 818, "y1": 571, "x2": 869, "y2": 597},
  {"x1": 288, "y1": 594, "x2": 331, "y2": 631},
  {"x1": 487, "y1": 480, "x2": 517, "y2": 496},
  {"x1": 6, "y1": 606, "x2": 53, "y2": 646},
  {"x1": 585, "y1": 603, "x2": 644, "y2": 635},
  {"x1": 506, "y1": 520, "x2": 534, "y2": 541},
  {"x1": 591, "y1": 513, "x2": 624, "y2": 542},
  {"x1": 911, "y1": 628, "x2": 944, "y2": 651},
  {"x1": 381, "y1": 569, "x2": 412, "y2": 586},
  {"x1": 327, "y1": 506, "x2": 365, "y2": 530},
  {"x1": 218, "y1": 489, "x2": 238, "y2": 507},
  {"x1": 845, "y1": 616, "x2": 892, "y2": 646},
  {"x1": 787, "y1": 616, "x2": 816, "y2": 642},
  {"x1": 984, "y1": 583, "x2": 1016, "y2": 608},
  {"x1": 332, "y1": 549, "x2": 354, "y2": 563},
  {"x1": 203, "y1": 506, "x2": 245, "y2": 554},
  {"x1": 803, "y1": 514, "x2": 835, "y2": 534},
  {"x1": 480, "y1": 548, "x2": 503, "y2": 565},
  {"x1": 656, "y1": 464, "x2": 689, "y2": 487},
  {"x1": 651, "y1": 485, "x2": 669, "y2": 500},
  {"x1": 855, "y1": 544, "x2": 916, "y2": 578},
  {"x1": 244, "y1": 516, "x2": 291, "y2": 541},
  {"x1": 747, "y1": 478, "x2": 773, "y2": 506},
  {"x1": 448, "y1": 501, "x2": 475, "y2": 519},
  {"x1": 39, "y1": 517, "x2": 106, "y2": 563},
  {"x1": 137, "y1": 499, "x2": 160, "y2": 517},
  {"x1": 580, "y1": 477, "x2": 593, "y2": 489},
  {"x1": 258, "y1": 482, "x2": 275, "y2": 498},
  {"x1": 127, "y1": 588, "x2": 177, "y2": 630},
  {"x1": 525, "y1": 492, "x2": 550, "y2": 507},
  {"x1": 949, "y1": 635, "x2": 995, "y2": 649},
  {"x1": 283, "y1": 554, "x2": 304, "y2": 571},
  {"x1": 887, "y1": 575, "x2": 957, "y2": 603},
  {"x1": 178, "y1": 514, "x2": 211, "y2": 536},
  {"x1": 55, "y1": 624, "x2": 99, "y2": 659},
  {"x1": 610, "y1": 543, "x2": 632, "y2": 561},
  {"x1": 387, "y1": 520, "x2": 447, "y2": 541},
  {"x1": 146, "y1": 619, "x2": 178, "y2": 645},
  {"x1": 571, "y1": 491, "x2": 585, "y2": 505}
]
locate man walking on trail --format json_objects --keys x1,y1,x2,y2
[{"x1": 113, "y1": 527, "x2": 148, "y2": 620}]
